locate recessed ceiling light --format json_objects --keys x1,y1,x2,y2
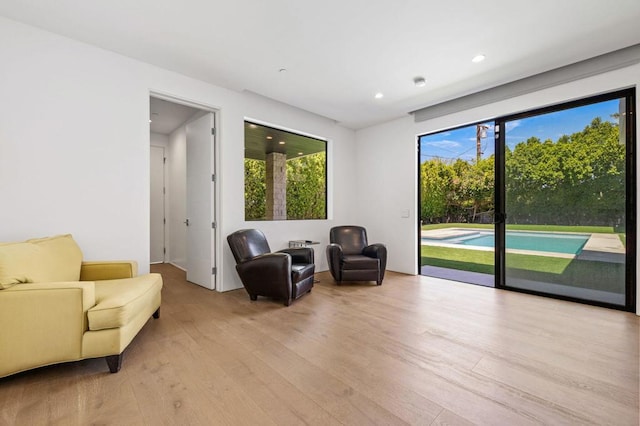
[
  {"x1": 413, "y1": 76, "x2": 427, "y2": 87},
  {"x1": 266, "y1": 136, "x2": 273, "y2": 140},
  {"x1": 298, "y1": 152, "x2": 303, "y2": 155},
  {"x1": 279, "y1": 141, "x2": 285, "y2": 145},
  {"x1": 374, "y1": 92, "x2": 384, "y2": 99},
  {"x1": 249, "y1": 123, "x2": 257, "y2": 128},
  {"x1": 472, "y1": 54, "x2": 486, "y2": 63}
]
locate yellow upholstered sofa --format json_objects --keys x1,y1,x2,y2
[{"x1": 0, "y1": 234, "x2": 162, "y2": 378}]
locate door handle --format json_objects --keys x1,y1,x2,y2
[
  {"x1": 184, "y1": 219, "x2": 190, "y2": 226},
  {"x1": 493, "y1": 212, "x2": 506, "y2": 224}
]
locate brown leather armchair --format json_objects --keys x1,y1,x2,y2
[
  {"x1": 326, "y1": 226, "x2": 387, "y2": 285},
  {"x1": 227, "y1": 229, "x2": 315, "y2": 306}
]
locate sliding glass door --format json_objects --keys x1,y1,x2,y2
[
  {"x1": 496, "y1": 90, "x2": 635, "y2": 309},
  {"x1": 418, "y1": 89, "x2": 635, "y2": 310}
]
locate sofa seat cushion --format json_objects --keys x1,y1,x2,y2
[
  {"x1": 0, "y1": 234, "x2": 82, "y2": 284},
  {"x1": 342, "y1": 255, "x2": 379, "y2": 270},
  {"x1": 88, "y1": 274, "x2": 162, "y2": 331}
]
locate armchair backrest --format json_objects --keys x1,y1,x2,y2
[
  {"x1": 227, "y1": 229, "x2": 271, "y2": 263},
  {"x1": 329, "y1": 226, "x2": 368, "y2": 255}
]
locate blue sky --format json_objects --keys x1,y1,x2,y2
[{"x1": 420, "y1": 99, "x2": 621, "y2": 163}]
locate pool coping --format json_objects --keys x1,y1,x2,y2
[{"x1": 420, "y1": 227, "x2": 625, "y2": 263}]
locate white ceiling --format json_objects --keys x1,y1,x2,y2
[
  {"x1": 149, "y1": 97, "x2": 201, "y2": 135},
  {"x1": 2, "y1": 1, "x2": 640, "y2": 129}
]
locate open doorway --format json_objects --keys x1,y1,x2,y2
[
  {"x1": 418, "y1": 122, "x2": 496, "y2": 287},
  {"x1": 149, "y1": 95, "x2": 217, "y2": 290}
]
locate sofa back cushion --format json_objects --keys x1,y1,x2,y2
[
  {"x1": 0, "y1": 234, "x2": 83, "y2": 285},
  {"x1": 0, "y1": 274, "x2": 31, "y2": 290}
]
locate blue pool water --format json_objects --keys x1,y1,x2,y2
[{"x1": 422, "y1": 231, "x2": 590, "y2": 255}]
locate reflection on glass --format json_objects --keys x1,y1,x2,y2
[{"x1": 504, "y1": 98, "x2": 626, "y2": 305}]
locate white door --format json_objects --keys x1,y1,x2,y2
[
  {"x1": 185, "y1": 112, "x2": 215, "y2": 289},
  {"x1": 150, "y1": 145, "x2": 165, "y2": 264}
]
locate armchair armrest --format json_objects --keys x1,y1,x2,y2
[
  {"x1": 236, "y1": 253, "x2": 292, "y2": 301},
  {"x1": 363, "y1": 243, "x2": 387, "y2": 281},
  {"x1": 363, "y1": 243, "x2": 386, "y2": 259},
  {"x1": 80, "y1": 261, "x2": 138, "y2": 281},
  {"x1": 278, "y1": 247, "x2": 314, "y2": 264},
  {"x1": 326, "y1": 243, "x2": 343, "y2": 282},
  {"x1": 0, "y1": 281, "x2": 96, "y2": 378}
]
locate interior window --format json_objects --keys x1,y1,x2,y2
[{"x1": 244, "y1": 121, "x2": 327, "y2": 221}]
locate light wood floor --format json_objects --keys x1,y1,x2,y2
[{"x1": 1, "y1": 264, "x2": 638, "y2": 425}]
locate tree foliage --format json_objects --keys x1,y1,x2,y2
[
  {"x1": 420, "y1": 156, "x2": 494, "y2": 224},
  {"x1": 420, "y1": 117, "x2": 625, "y2": 226},
  {"x1": 505, "y1": 118, "x2": 624, "y2": 226},
  {"x1": 244, "y1": 159, "x2": 266, "y2": 220},
  {"x1": 286, "y1": 152, "x2": 326, "y2": 219},
  {"x1": 420, "y1": 158, "x2": 452, "y2": 220},
  {"x1": 244, "y1": 152, "x2": 326, "y2": 220}
]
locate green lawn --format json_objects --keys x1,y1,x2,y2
[{"x1": 420, "y1": 245, "x2": 624, "y2": 293}]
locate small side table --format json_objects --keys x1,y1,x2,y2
[
  {"x1": 288, "y1": 240, "x2": 320, "y2": 282},
  {"x1": 288, "y1": 240, "x2": 320, "y2": 248}
]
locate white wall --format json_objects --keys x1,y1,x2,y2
[
  {"x1": 150, "y1": 132, "x2": 169, "y2": 148},
  {"x1": 0, "y1": 17, "x2": 357, "y2": 291},
  {"x1": 355, "y1": 63, "x2": 640, "y2": 314},
  {"x1": 355, "y1": 116, "x2": 418, "y2": 275}
]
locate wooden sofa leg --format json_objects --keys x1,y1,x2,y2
[
  {"x1": 249, "y1": 294, "x2": 258, "y2": 301},
  {"x1": 106, "y1": 354, "x2": 122, "y2": 373},
  {"x1": 153, "y1": 307, "x2": 160, "y2": 319}
]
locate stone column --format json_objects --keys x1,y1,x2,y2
[{"x1": 265, "y1": 152, "x2": 287, "y2": 220}]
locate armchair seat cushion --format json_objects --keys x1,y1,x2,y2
[
  {"x1": 342, "y1": 255, "x2": 380, "y2": 270},
  {"x1": 88, "y1": 274, "x2": 162, "y2": 331},
  {"x1": 291, "y1": 263, "x2": 315, "y2": 283}
]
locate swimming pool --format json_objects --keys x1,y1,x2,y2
[{"x1": 421, "y1": 231, "x2": 590, "y2": 255}]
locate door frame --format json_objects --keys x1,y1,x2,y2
[
  {"x1": 150, "y1": 145, "x2": 166, "y2": 264},
  {"x1": 149, "y1": 91, "x2": 220, "y2": 290}
]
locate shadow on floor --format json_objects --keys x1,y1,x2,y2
[{"x1": 421, "y1": 265, "x2": 494, "y2": 287}]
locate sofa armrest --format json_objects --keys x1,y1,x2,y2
[
  {"x1": 0, "y1": 281, "x2": 96, "y2": 378},
  {"x1": 4, "y1": 281, "x2": 96, "y2": 313},
  {"x1": 80, "y1": 261, "x2": 138, "y2": 281}
]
